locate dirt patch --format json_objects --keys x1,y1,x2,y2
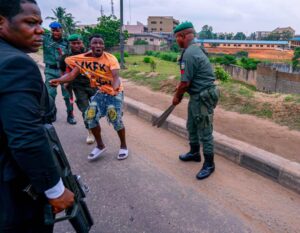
[
  {"x1": 205, "y1": 48, "x2": 293, "y2": 61},
  {"x1": 146, "y1": 72, "x2": 159, "y2": 78},
  {"x1": 159, "y1": 79, "x2": 177, "y2": 93},
  {"x1": 167, "y1": 75, "x2": 177, "y2": 80},
  {"x1": 137, "y1": 72, "x2": 146, "y2": 76}
]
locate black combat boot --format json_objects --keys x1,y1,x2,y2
[
  {"x1": 67, "y1": 111, "x2": 77, "y2": 125},
  {"x1": 196, "y1": 154, "x2": 215, "y2": 180},
  {"x1": 179, "y1": 144, "x2": 201, "y2": 162}
]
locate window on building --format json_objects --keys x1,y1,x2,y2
[
  {"x1": 228, "y1": 44, "x2": 231, "y2": 46},
  {"x1": 245, "y1": 44, "x2": 248, "y2": 47},
  {"x1": 267, "y1": 45, "x2": 270, "y2": 47},
  {"x1": 151, "y1": 21, "x2": 157, "y2": 24},
  {"x1": 160, "y1": 21, "x2": 162, "y2": 24},
  {"x1": 256, "y1": 45, "x2": 259, "y2": 47},
  {"x1": 160, "y1": 28, "x2": 163, "y2": 31},
  {"x1": 271, "y1": 45, "x2": 274, "y2": 47},
  {"x1": 150, "y1": 38, "x2": 154, "y2": 41},
  {"x1": 238, "y1": 44, "x2": 241, "y2": 47},
  {"x1": 152, "y1": 28, "x2": 157, "y2": 31},
  {"x1": 249, "y1": 44, "x2": 252, "y2": 47},
  {"x1": 260, "y1": 45, "x2": 263, "y2": 47}
]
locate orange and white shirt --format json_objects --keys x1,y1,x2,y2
[{"x1": 65, "y1": 51, "x2": 123, "y2": 95}]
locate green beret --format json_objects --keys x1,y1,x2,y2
[
  {"x1": 173, "y1": 21, "x2": 194, "y2": 33},
  {"x1": 67, "y1": 34, "x2": 82, "y2": 41}
]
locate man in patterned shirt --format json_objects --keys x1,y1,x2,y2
[{"x1": 50, "y1": 35, "x2": 128, "y2": 161}]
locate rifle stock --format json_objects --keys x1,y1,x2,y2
[{"x1": 43, "y1": 124, "x2": 94, "y2": 233}]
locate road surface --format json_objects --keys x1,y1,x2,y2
[{"x1": 49, "y1": 86, "x2": 299, "y2": 233}]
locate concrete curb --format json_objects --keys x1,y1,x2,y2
[{"x1": 124, "y1": 97, "x2": 300, "y2": 194}]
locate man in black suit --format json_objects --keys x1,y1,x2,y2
[{"x1": 0, "y1": 1, "x2": 74, "y2": 232}]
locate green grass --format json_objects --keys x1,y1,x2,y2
[
  {"x1": 123, "y1": 55, "x2": 178, "y2": 75},
  {"x1": 121, "y1": 55, "x2": 300, "y2": 130},
  {"x1": 121, "y1": 55, "x2": 179, "y2": 91}
]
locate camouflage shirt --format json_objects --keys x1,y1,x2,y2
[{"x1": 43, "y1": 34, "x2": 69, "y2": 67}]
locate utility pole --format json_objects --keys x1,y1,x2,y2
[
  {"x1": 111, "y1": 0, "x2": 115, "y2": 16},
  {"x1": 100, "y1": 5, "x2": 104, "y2": 17},
  {"x1": 120, "y1": 0, "x2": 125, "y2": 69}
]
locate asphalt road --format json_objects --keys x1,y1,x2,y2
[{"x1": 50, "y1": 87, "x2": 300, "y2": 233}]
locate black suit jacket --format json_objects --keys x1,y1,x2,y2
[{"x1": 0, "y1": 38, "x2": 60, "y2": 193}]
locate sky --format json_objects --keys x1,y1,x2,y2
[{"x1": 38, "y1": 0, "x2": 300, "y2": 35}]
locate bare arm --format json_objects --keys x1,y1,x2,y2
[
  {"x1": 111, "y1": 69, "x2": 121, "y2": 90},
  {"x1": 50, "y1": 67, "x2": 81, "y2": 86},
  {"x1": 172, "y1": 81, "x2": 190, "y2": 105}
]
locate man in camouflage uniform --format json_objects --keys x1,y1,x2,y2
[
  {"x1": 172, "y1": 22, "x2": 220, "y2": 180},
  {"x1": 43, "y1": 21, "x2": 76, "y2": 124},
  {"x1": 60, "y1": 34, "x2": 97, "y2": 144}
]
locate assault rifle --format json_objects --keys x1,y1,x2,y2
[{"x1": 43, "y1": 124, "x2": 94, "y2": 233}]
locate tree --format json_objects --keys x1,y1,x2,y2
[
  {"x1": 218, "y1": 33, "x2": 226, "y2": 40},
  {"x1": 226, "y1": 33, "x2": 234, "y2": 40},
  {"x1": 46, "y1": 7, "x2": 78, "y2": 36},
  {"x1": 292, "y1": 47, "x2": 300, "y2": 72},
  {"x1": 281, "y1": 31, "x2": 293, "y2": 41},
  {"x1": 233, "y1": 32, "x2": 246, "y2": 40},
  {"x1": 170, "y1": 41, "x2": 180, "y2": 52},
  {"x1": 199, "y1": 25, "x2": 214, "y2": 39},
  {"x1": 265, "y1": 32, "x2": 281, "y2": 41},
  {"x1": 78, "y1": 15, "x2": 128, "y2": 49},
  {"x1": 248, "y1": 32, "x2": 256, "y2": 40}
]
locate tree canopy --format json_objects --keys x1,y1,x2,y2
[
  {"x1": 199, "y1": 25, "x2": 217, "y2": 39},
  {"x1": 78, "y1": 15, "x2": 128, "y2": 49},
  {"x1": 233, "y1": 32, "x2": 246, "y2": 40},
  {"x1": 46, "y1": 7, "x2": 78, "y2": 36}
]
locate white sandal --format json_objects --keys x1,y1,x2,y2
[
  {"x1": 117, "y1": 148, "x2": 129, "y2": 160},
  {"x1": 88, "y1": 147, "x2": 107, "y2": 161}
]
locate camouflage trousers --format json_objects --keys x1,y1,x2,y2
[
  {"x1": 73, "y1": 85, "x2": 97, "y2": 121},
  {"x1": 187, "y1": 86, "x2": 219, "y2": 155},
  {"x1": 44, "y1": 69, "x2": 73, "y2": 113}
]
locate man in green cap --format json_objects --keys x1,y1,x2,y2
[
  {"x1": 43, "y1": 22, "x2": 76, "y2": 125},
  {"x1": 60, "y1": 34, "x2": 97, "y2": 144},
  {"x1": 172, "y1": 21, "x2": 219, "y2": 180}
]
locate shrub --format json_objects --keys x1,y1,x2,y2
[
  {"x1": 150, "y1": 59, "x2": 157, "y2": 72},
  {"x1": 159, "y1": 52, "x2": 178, "y2": 62},
  {"x1": 145, "y1": 50, "x2": 154, "y2": 56},
  {"x1": 235, "y1": 51, "x2": 249, "y2": 58},
  {"x1": 134, "y1": 39, "x2": 148, "y2": 45},
  {"x1": 239, "y1": 57, "x2": 260, "y2": 70},
  {"x1": 220, "y1": 55, "x2": 237, "y2": 65},
  {"x1": 214, "y1": 66, "x2": 231, "y2": 82},
  {"x1": 113, "y1": 52, "x2": 127, "y2": 62},
  {"x1": 143, "y1": 56, "x2": 152, "y2": 63},
  {"x1": 170, "y1": 42, "x2": 180, "y2": 52}
]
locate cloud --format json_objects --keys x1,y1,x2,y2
[{"x1": 37, "y1": 0, "x2": 300, "y2": 34}]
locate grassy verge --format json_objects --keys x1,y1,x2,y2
[{"x1": 121, "y1": 55, "x2": 300, "y2": 130}]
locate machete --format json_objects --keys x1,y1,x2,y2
[{"x1": 152, "y1": 104, "x2": 176, "y2": 128}]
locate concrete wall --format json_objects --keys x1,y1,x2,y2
[
  {"x1": 126, "y1": 45, "x2": 169, "y2": 55},
  {"x1": 218, "y1": 64, "x2": 300, "y2": 95},
  {"x1": 223, "y1": 65, "x2": 257, "y2": 86},
  {"x1": 256, "y1": 65, "x2": 300, "y2": 94}
]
